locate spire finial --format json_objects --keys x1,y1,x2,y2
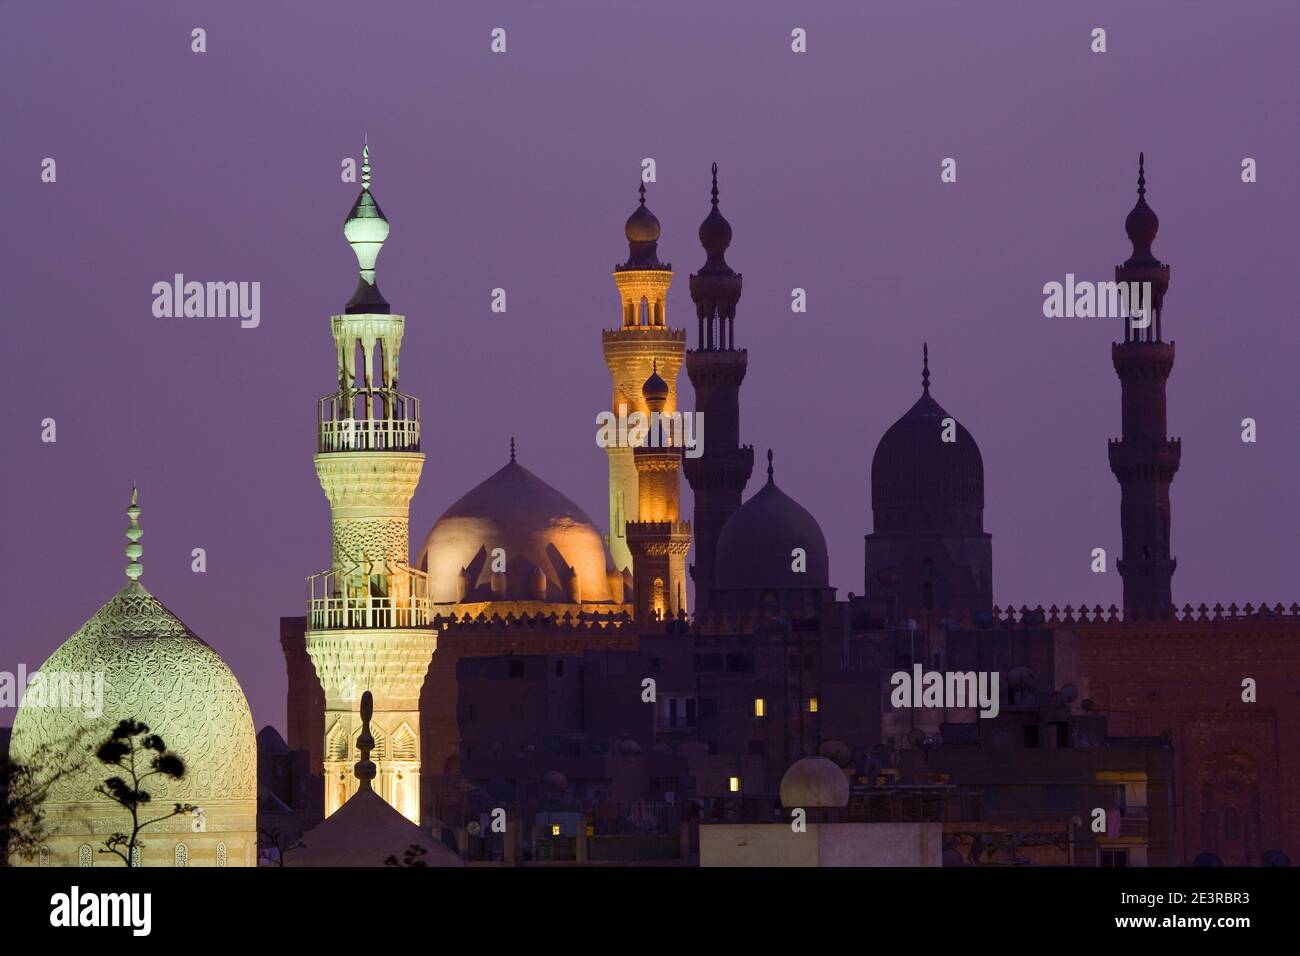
[
  {"x1": 922, "y1": 342, "x2": 930, "y2": 393},
  {"x1": 638, "y1": 178, "x2": 646, "y2": 206},
  {"x1": 362, "y1": 136, "x2": 371, "y2": 191},
  {"x1": 710, "y1": 162, "x2": 719, "y2": 207},
  {"x1": 354, "y1": 691, "x2": 377, "y2": 790},
  {"x1": 766, "y1": 449, "x2": 774, "y2": 483},
  {"x1": 1137, "y1": 152, "x2": 1145, "y2": 199},
  {"x1": 510, "y1": 436, "x2": 516, "y2": 462},
  {"x1": 125, "y1": 485, "x2": 143, "y2": 583}
]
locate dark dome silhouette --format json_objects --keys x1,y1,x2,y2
[
  {"x1": 871, "y1": 344, "x2": 984, "y2": 533},
  {"x1": 714, "y1": 451, "x2": 829, "y2": 590}
]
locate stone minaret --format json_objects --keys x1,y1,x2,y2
[
  {"x1": 683, "y1": 165, "x2": 753, "y2": 615},
  {"x1": 306, "y1": 143, "x2": 435, "y2": 822},
  {"x1": 1108, "y1": 153, "x2": 1179, "y2": 614},
  {"x1": 626, "y1": 363, "x2": 692, "y2": 621},
  {"x1": 603, "y1": 181, "x2": 687, "y2": 574}
]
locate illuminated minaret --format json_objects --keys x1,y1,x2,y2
[
  {"x1": 1108, "y1": 153, "x2": 1179, "y2": 613},
  {"x1": 305, "y1": 142, "x2": 434, "y2": 822},
  {"x1": 683, "y1": 165, "x2": 753, "y2": 615},
  {"x1": 603, "y1": 181, "x2": 687, "y2": 574},
  {"x1": 626, "y1": 362, "x2": 692, "y2": 621}
]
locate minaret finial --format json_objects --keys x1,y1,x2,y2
[
  {"x1": 638, "y1": 178, "x2": 646, "y2": 206},
  {"x1": 922, "y1": 342, "x2": 930, "y2": 393},
  {"x1": 710, "y1": 162, "x2": 719, "y2": 207},
  {"x1": 1137, "y1": 152, "x2": 1145, "y2": 199},
  {"x1": 125, "y1": 485, "x2": 143, "y2": 583},
  {"x1": 510, "y1": 436, "x2": 516, "y2": 462},
  {"x1": 354, "y1": 691, "x2": 377, "y2": 791},
  {"x1": 362, "y1": 136, "x2": 371, "y2": 191},
  {"x1": 766, "y1": 449, "x2": 774, "y2": 483}
]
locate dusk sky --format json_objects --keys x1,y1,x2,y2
[{"x1": 2, "y1": 0, "x2": 1297, "y2": 732}]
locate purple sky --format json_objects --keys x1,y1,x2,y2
[{"x1": 3, "y1": 0, "x2": 1298, "y2": 733}]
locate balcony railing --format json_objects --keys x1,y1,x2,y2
[
  {"x1": 318, "y1": 388, "x2": 420, "y2": 453},
  {"x1": 308, "y1": 559, "x2": 432, "y2": 629}
]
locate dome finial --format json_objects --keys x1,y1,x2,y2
[
  {"x1": 510, "y1": 436, "x2": 516, "y2": 462},
  {"x1": 711, "y1": 162, "x2": 719, "y2": 207},
  {"x1": 1137, "y1": 151, "x2": 1145, "y2": 199},
  {"x1": 362, "y1": 134, "x2": 371, "y2": 191},
  {"x1": 638, "y1": 178, "x2": 646, "y2": 206},
  {"x1": 766, "y1": 449, "x2": 774, "y2": 484},
  {"x1": 922, "y1": 342, "x2": 930, "y2": 393},
  {"x1": 355, "y1": 690, "x2": 377, "y2": 790},
  {"x1": 125, "y1": 485, "x2": 143, "y2": 583}
]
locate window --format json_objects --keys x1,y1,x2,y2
[
  {"x1": 551, "y1": 824, "x2": 561, "y2": 837},
  {"x1": 216, "y1": 843, "x2": 227, "y2": 868},
  {"x1": 1100, "y1": 848, "x2": 1129, "y2": 867},
  {"x1": 175, "y1": 843, "x2": 189, "y2": 867},
  {"x1": 729, "y1": 776, "x2": 741, "y2": 793},
  {"x1": 808, "y1": 697, "x2": 819, "y2": 713},
  {"x1": 38, "y1": 847, "x2": 50, "y2": 867},
  {"x1": 78, "y1": 844, "x2": 92, "y2": 867},
  {"x1": 508, "y1": 659, "x2": 525, "y2": 678},
  {"x1": 753, "y1": 697, "x2": 766, "y2": 718}
]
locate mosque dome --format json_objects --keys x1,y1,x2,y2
[
  {"x1": 417, "y1": 446, "x2": 616, "y2": 605},
  {"x1": 697, "y1": 163, "x2": 733, "y2": 263},
  {"x1": 779, "y1": 756, "x2": 849, "y2": 809},
  {"x1": 618, "y1": 181, "x2": 667, "y2": 270},
  {"x1": 714, "y1": 451, "x2": 829, "y2": 591},
  {"x1": 1122, "y1": 152, "x2": 1161, "y2": 267},
  {"x1": 642, "y1": 362, "x2": 670, "y2": 402},
  {"x1": 8, "y1": 489, "x2": 257, "y2": 866},
  {"x1": 871, "y1": 345, "x2": 984, "y2": 533}
]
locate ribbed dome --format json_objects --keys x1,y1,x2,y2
[
  {"x1": 417, "y1": 454, "x2": 615, "y2": 604},
  {"x1": 779, "y1": 756, "x2": 849, "y2": 809},
  {"x1": 714, "y1": 454, "x2": 829, "y2": 591},
  {"x1": 872, "y1": 349, "x2": 984, "y2": 533},
  {"x1": 9, "y1": 582, "x2": 258, "y2": 809}
]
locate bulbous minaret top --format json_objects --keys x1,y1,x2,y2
[
  {"x1": 125, "y1": 485, "x2": 143, "y2": 583},
  {"x1": 1123, "y1": 152, "x2": 1161, "y2": 268},
  {"x1": 344, "y1": 139, "x2": 391, "y2": 314},
  {"x1": 697, "y1": 163, "x2": 735, "y2": 277},
  {"x1": 619, "y1": 181, "x2": 668, "y2": 270},
  {"x1": 642, "y1": 359, "x2": 670, "y2": 407}
]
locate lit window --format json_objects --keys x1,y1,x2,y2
[
  {"x1": 753, "y1": 697, "x2": 766, "y2": 718},
  {"x1": 729, "y1": 776, "x2": 741, "y2": 793},
  {"x1": 551, "y1": 823, "x2": 561, "y2": 836},
  {"x1": 808, "y1": 697, "x2": 819, "y2": 713}
]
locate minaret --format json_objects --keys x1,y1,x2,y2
[
  {"x1": 305, "y1": 141, "x2": 434, "y2": 822},
  {"x1": 603, "y1": 180, "x2": 687, "y2": 574},
  {"x1": 626, "y1": 362, "x2": 692, "y2": 621},
  {"x1": 683, "y1": 164, "x2": 753, "y2": 615},
  {"x1": 1108, "y1": 153, "x2": 1179, "y2": 614}
]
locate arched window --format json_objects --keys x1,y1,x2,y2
[
  {"x1": 78, "y1": 844, "x2": 92, "y2": 867},
  {"x1": 639, "y1": 297, "x2": 649, "y2": 326},
  {"x1": 130, "y1": 846, "x2": 140, "y2": 867},
  {"x1": 175, "y1": 843, "x2": 189, "y2": 867},
  {"x1": 38, "y1": 846, "x2": 50, "y2": 867},
  {"x1": 216, "y1": 842, "x2": 227, "y2": 868}
]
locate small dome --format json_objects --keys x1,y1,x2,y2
[
  {"x1": 1122, "y1": 153, "x2": 1161, "y2": 267},
  {"x1": 779, "y1": 756, "x2": 849, "y2": 809},
  {"x1": 418, "y1": 453, "x2": 615, "y2": 605},
  {"x1": 642, "y1": 363, "x2": 669, "y2": 402},
  {"x1": 289, "y1": 786, "x2": 463, "y2": 868},
  {"x1": 871, "y1": 346, "x2": 983, "y2": 530},
  {"x1": 714, "y1": 452, "x2": 829, "y2": 591},
  {"x1": 698, "y1": 163, "x2": 733, "y2": 261},
  {"x1": 625, "y1": 201, "x2": 661, "y2": 244}
]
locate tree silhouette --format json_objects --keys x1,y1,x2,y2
[
  {"x1": 93, "y1": 719, "x2": 196, "y2": 866},
  {"x1": 0, "y1": 731, "x2": 90, "y2": 865}
]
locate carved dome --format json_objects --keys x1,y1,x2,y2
[
  {"x1": 9, "y1": 582, "x2": 258, "y2": 809},
  {"x1": 417, "y1": 454, "x2": 616, "y2": 605},
  {"x1": 288, "y1": 786, "x2": 463, "y2": 868},
  {"x1": 871, "y1": 347, "x2": 984, "y2": 534},
  {"x1": 714, "y1": 453, "x2": 829, "y2": 591}
]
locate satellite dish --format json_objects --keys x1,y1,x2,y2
[
  {"x1": 1262, "y1": 849, "x2": 1291, "y2": 867},
  {"x1": 1081, "y1": 698, "x2": 1095, "y2": 712},
  {"x1": 617, "y1": 737, "x2": 642, "y2": 756},
  {"x1": 1060, "y1": 684, "x2": 1079, "y2": 704},
  {"x1": 818, "y1": 739, "x2": 852, "y2": 767}
]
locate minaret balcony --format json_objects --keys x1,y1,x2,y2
[
  {"x1": 318, "y1": 388, "x2": 421, "y2": 453},
  {"x1": 307, "y1": 560, "x2": 432, "y2": 629}
]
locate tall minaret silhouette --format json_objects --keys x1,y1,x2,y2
[
  {"x1": 1108, "y1": 153, "x2": 1179, "y2": 613},
  {"x1": 683, "y1": 164, "x2": 753, "y2": 615},
  {"x1": 603, "y1": 179, "x2": 686, "y2": 575},
  {"x1": 305, "y1": 141, "x2": 434, "y2": 822}
]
